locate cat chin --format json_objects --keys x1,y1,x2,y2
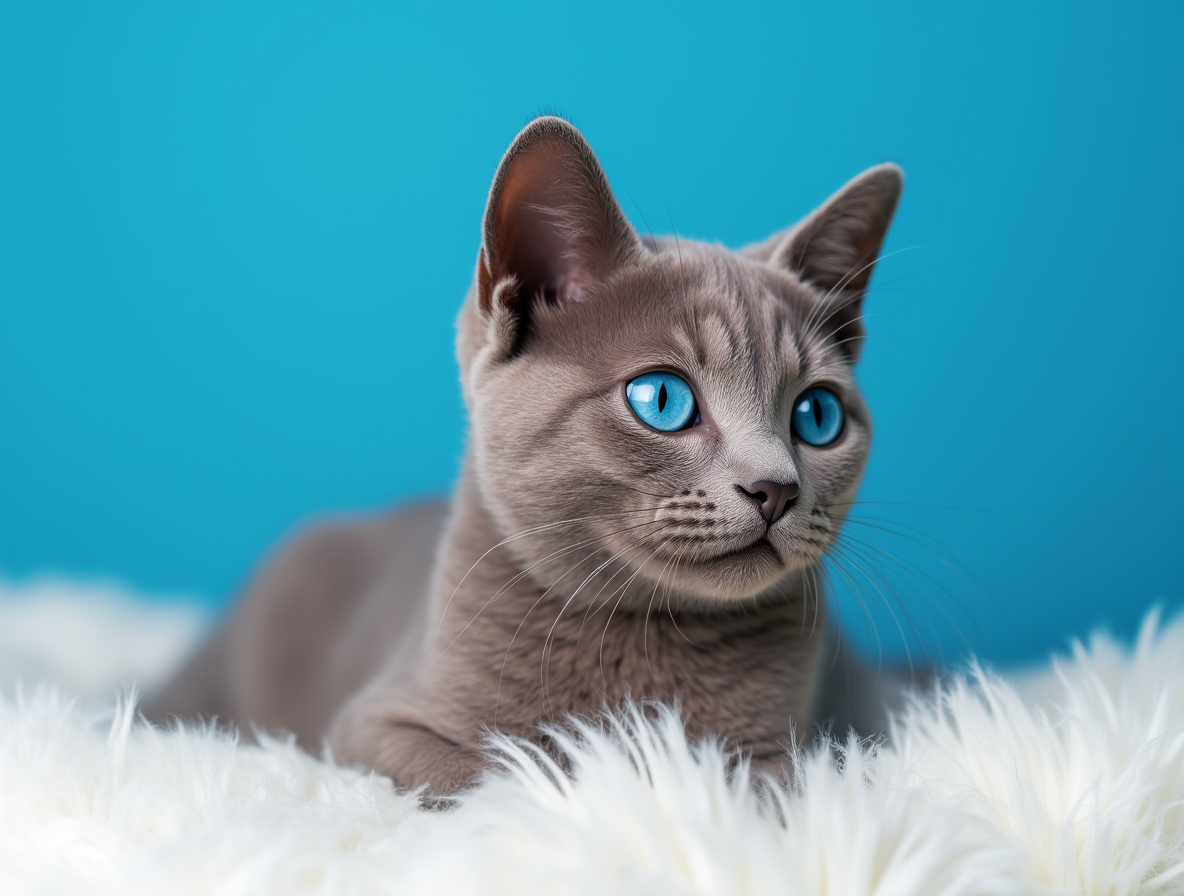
[{"x1": 649, "y1": 538, "x2": 812, "y2": 603}]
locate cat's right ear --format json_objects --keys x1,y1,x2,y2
[
  {"x1": 745, "y1": 165, "x2": 902, "y2": 362},
  {"x1": 476, "y1": 117, "x2": 640, "y2": 344}
]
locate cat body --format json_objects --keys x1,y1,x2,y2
[{"x1": 151, "y1": 117, "x2": 904, "y2": 794}]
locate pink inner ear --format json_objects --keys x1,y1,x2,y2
[
  {"x1": 554, "y1": 270, "x2": 593, "y2": 304},
  {"x1": 482, "y1": 120, "x2": 639, "y2": 313},
  {"x1": 497, "y1": 197, "x2": 598, "y2": 306}
]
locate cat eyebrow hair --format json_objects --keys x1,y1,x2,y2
[
  {"x1": 770, "y1": 310, "x2": 806, "y2": 381},
  {"x1": 692, "y1": 308, "x2": 745, "y2": 371},
  {"x1": 789, "y1": 323, "x2": 810, "y2": 380}
]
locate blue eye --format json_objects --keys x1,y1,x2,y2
[
  {"x1": 626, "y1": 372, "x2": 698, "y2": 432},
  {"x1": 792, "y1": 387, "x2": 844, "y2": 446}
]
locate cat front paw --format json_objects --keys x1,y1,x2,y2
[{"x1": 329, "y1": 707, "x2": 487, "y2": 797}]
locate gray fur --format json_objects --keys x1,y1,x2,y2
[{"x1": 148, "y1": 117, "x2": 905, "y2": 795}]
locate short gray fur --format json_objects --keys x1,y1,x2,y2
[{"x1": 148, "y1": 117, "x2": 909, "y2": 795}]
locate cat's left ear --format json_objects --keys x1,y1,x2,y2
[
  {"x1": 477, "y1": 117, "x2": 641, "y2": 323},
  {"x1": 763, "y1": 164, "x2": 903, "y2": 361}
]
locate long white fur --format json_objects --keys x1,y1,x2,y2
[{"x1": 0, "y1": 583, "x2": 1180, "y2": 895}]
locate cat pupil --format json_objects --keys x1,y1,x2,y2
[
  {"x1": 626, "y1": 373, "x2": 694, "y2": 432},
  {"x1": 812, "y1": 397, "x2": 823, "y2": 427}
]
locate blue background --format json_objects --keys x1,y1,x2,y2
[{"x1": 2, "y1": 2, "x2": 1181, "y2": 665}]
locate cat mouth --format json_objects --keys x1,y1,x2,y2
[{"x1": 699, "y1": 538, "x2": 782, "y2": 567}]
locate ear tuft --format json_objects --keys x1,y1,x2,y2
[{"x1": 479, "y1": 117, "x2": 639, "y2": 321}]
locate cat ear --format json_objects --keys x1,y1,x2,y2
[
  {"x1": 770, "y1": 164, "x2": 903, "y2": 361},
  {"x1": 477, "y1": 117, "x2": 640, "y2": 319}
]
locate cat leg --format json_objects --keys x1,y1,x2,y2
[
  {"x1": 146, "y1": 501, "x2": 448, "y2": 747},
  {"x1": 329, "y1": 700, "x2": 486, "y2": 796}
]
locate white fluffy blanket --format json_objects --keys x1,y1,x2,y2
[{"x1": 1, "y1": 579, "x2": 1181, "y2": 895}]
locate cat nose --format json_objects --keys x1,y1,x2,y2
[{"x1": 739, "y1": 480, "x2": 800, "y2": 526}]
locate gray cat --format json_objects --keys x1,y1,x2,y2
[{"x1": 150, "y1": 116, "x2": 906, "y2": 795}]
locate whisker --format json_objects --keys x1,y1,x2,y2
[
  {"x1": 825, "y1": 499, "x2": 1009, "y2": 517},
  {"x1": 430, "y1": 505, "x2": 668, "y2": 657},
  {"x1": 596, "y1": 542, "x2": 666, "y2": 688},
  {"x1": 821, "y1": 551, "x2": 884, "y2": 666},
  {"x1": 642, "y1": 536, "x2": 686, "y2": 673},
  {"x1": 660, "y1": 540, "x2": 697, "y2": 645},
  {"x1": 837, "y1": 538, "x2": 955, "y2": 665},
  {"x1": 498, "y1": 524, "x2": 675, "y2": 723},
  {"x1": 570, "y1": 527, "x2": 675, "y2": 658},
  {"x1": 831, "y1": 528, "x2": 974, "y2": 653},
  {"x1": 814, "y1": 560, "x2": 849, "y2": 672},
  {"x1": 828, "y1": 544, "x2": 914, "y2": 673},
  {"x1": 495, "y1": 541, "x2": 617, "y2": 727},
  {"x1": 436, "y1": 516, "x2": 669, "y2": 662},
  {"x1": 805, "y1": 563, "x2": 824, "y2": 641},
  {"x1": 539, "y1": 525, "x2": 673, "y2": 713},
  {"x1": 819, "y1": 244, "x2": 921, "y2": 315},
  {"x1": 624, "y1": 189, "x2": 686, "y2": 313},
  {"x1": 799, "y1": 245, "x2": 922, "y2": 350},
  {"x1": 833, "y1": 514, "x2": 993, "y2": 615},
  {"x1": 664, "y1": 195, "x2": 685, "y2": 286}
]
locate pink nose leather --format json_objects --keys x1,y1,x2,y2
[{"x1": 740, "y1": 480, "x2": 799, "y2": 525}]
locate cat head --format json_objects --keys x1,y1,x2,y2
[{"x1": 457, "y1": 117, "x2": 901, "y2": 607}]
